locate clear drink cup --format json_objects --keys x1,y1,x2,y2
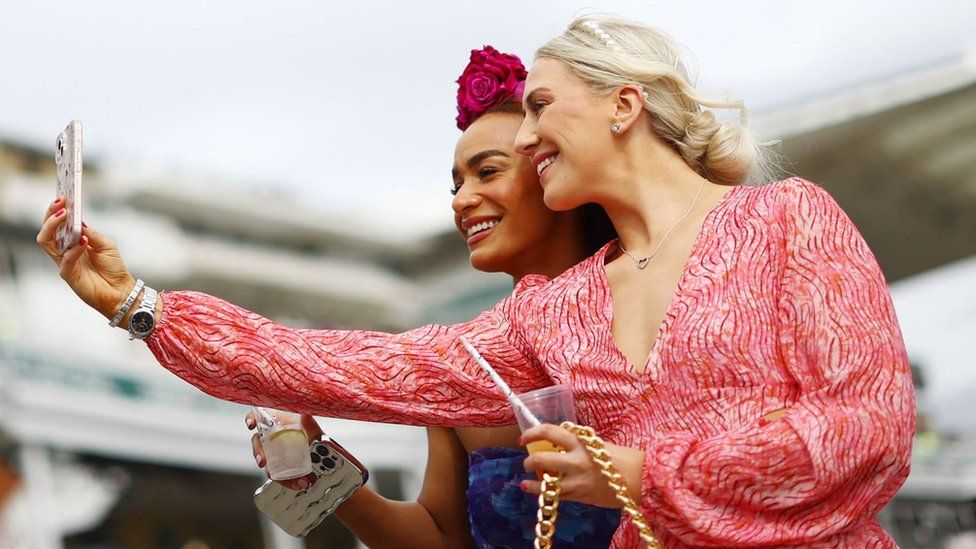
[
  {"x1": 513, "y1": 383, "x2": 577, "y2": 455},
  {"x1": 254, "y1": 407, "x2": 313, "y2": 481}
]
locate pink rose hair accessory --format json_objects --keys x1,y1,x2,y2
[{"x1": 455, "y1": 46, "x2": 528, "y2": 131}]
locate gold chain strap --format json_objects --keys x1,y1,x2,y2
[
  {"x1": 533, "y1": 472, "x2": 562, "y2": 549},
  {"x1": 532, "y1": 421, "x2": 663, "y2": 549}
]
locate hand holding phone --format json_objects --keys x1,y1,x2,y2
[
  {"x1": 55, "y1": 120, "x2": 83, "y2": 253},
  {"x1": 254, "y1": 437, "x2": 369, "y2": 537}
]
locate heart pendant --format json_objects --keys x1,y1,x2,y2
[{"x1": 636, "y1": 257, "x2": 650, "y2": 269}]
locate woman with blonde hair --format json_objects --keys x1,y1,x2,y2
[{"x1": 40, "y1": 14, "x2": 913, "y2": 547}]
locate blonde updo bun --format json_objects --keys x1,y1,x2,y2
[{"x1": 536, "y1": 14, "x2": 778, "y2": 185}]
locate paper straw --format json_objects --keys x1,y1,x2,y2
[{"x1": 459, "y1": 336, "x2": 540, "y2": 427}]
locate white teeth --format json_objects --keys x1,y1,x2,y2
[
  {"x1": 466, "y1": 219, "x2": 499, "y2": 237},
  {"x1": 536, "y1": 155, "x2": 557, "y2": 176}
]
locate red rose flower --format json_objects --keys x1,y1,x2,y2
[{"x1": 455, "y1": 46, "x2": 528, "y2": 131}]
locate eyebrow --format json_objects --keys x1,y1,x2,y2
[
  {"x1": 523, "y1": 88, "x2": 550, "y2": 108},
  {"x1": 452, "y1": 149, "x2": 510, "y2": 180}
]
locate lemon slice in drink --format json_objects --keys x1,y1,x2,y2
[{"x1": 269, "y1": 428, "x2": 304, "y2": 441}]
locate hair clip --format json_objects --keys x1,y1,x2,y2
[{"x1": 582, "y1": 21, "x2": 621, "y2": 50}]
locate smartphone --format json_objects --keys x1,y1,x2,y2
[
  {"x1": 254, "y1": 437, "x2": 369, "y2": 537},
  {"x1": 55, "y1": 120, "x2": 83, "y2": 254}
]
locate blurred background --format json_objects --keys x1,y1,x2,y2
[{"x1": 1, "y1": 1, "x2": 974, "y2": 547}]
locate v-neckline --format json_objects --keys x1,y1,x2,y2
[{"x1": 594, "y1": 185, "x2": 743, "y2": 381}]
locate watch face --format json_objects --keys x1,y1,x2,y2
[{"x1": 130, "y1": 310, "x2": 154, "y2": 334}]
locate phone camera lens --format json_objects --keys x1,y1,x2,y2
[
  {"x1": 310, "y1": 453, "x2": 321, "y2": 463},
  {"x1": 322, "y1": 458, "x2": 335, "y2": 470},
  {"x1": 315, "y1": 446, "x2": 329, "y2": 456}
]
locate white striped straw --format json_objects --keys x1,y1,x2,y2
[
  {"x1": 251, "y1": 406, "x2": 276, "y2": 428},
  {"x1": 459, "y1": 336, "x2": 541, "y2": 427}
]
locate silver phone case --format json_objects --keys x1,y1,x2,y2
[
  {"x1": 253, "y1": 437, "x2": 368, "y2": 537},
  {"x1": 55, "y1": 120, "x2": 83, "y2": 254}
]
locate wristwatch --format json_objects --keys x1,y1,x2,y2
[{"x1": 128, "y1": 286, "x2": 159, "y2": 340}]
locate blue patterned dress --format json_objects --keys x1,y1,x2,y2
[{"x1": 467, "y1": 447, "x2": 621, "y2": 548}]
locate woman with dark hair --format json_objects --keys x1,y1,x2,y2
[{"x1": 247, "y1": 47, "x2": 619, "y2": 548}]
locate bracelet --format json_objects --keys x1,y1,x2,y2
[{"x1": 109, "y1": 279, "x2": 145, "y2": 327}]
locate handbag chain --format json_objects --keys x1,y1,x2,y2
[{"x1": 532, "y1": 421, "x2": 663, "y2": 549}]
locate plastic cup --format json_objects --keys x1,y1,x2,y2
[
  {"x1": 255, "y1": 407, "x2": 313, "y2": 481},
  {"x1": 513, "y1": 383, "x2": 577, "y2": 455}
]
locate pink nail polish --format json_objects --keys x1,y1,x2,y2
[
  {"x1": 246, "y1": 418, "x2": 255, "y2": 429},
  {"x1": 82, "y1": 221, "x2": 88, "y2": 229},
  {"x1": 55, "y1": 208, "x2": 65, "y2": 217},
  {"x1": 54, "y1": 197, "x2": 62, "y2": 204},
  {"x1": 256, "y1": 456, "x2": 265, "y2": 467}
]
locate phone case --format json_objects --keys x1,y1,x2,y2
[
  {"x1": 55, "y1": 120, "x2": 83, "y2": 253},
  {"x1": 254, "y1": 436, "x2": 369, "y2": 537}
]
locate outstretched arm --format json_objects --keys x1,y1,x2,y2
[
  {"x1": 37, "y1": 201, "x2": 550, "y2": 428},
  {"x1": 148, "y1": 287, "x2": 547, "y2": 427}
]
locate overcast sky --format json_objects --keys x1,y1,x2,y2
[{"x1": 2, "y1": 0, "x2": 974, "y2": 236}]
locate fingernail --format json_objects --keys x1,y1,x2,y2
[
  {"x1": 519, "y1": 481, "x2": 528, "y2": 491},
  {"x1": 79, "y1": 236, "x2": 88, "y2": 246},
  {"x1": 55, "y1": 208, "x2": 65, "y2": 217},
  {"x1": 82, "y1": 221, "x2": 88, "y2": 229},
  {"x1": 246, "y1": 418, "x2": 256, "y2": 429},
  {"x1": 54, "y1": 197, "x2": 62, "y2": 204},
  {"x1": 255, "y1": 455, "x2": 265, "y2": 467},
  {"x1": 517, "y1": 435, "x2": 523, "y2": 445}
]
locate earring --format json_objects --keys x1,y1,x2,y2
[{"x1": 611, "y1": 123, "x2": 621, "y2": 134}]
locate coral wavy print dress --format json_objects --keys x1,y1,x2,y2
[{"x1": 146, "y1": 178, "x2": 914, "y2": 547}]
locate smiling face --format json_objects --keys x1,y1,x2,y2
[
  {"x1": 452, "y1": 110, "x2": 583, "y2": 278},
  {"x1": 515, "y1": 58, "x2": 618, "y2": 211}
]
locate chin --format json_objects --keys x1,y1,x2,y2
[
  {"x1": 541, "y1": 183, "x2": 583, "y2": 212},
  {"x1": 469, "y1": 248, "x2": 506, "y2": 274}
]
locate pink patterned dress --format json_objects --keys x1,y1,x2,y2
[{"x1": 147, "y1": 178, "x2": 914, "y2": 548}]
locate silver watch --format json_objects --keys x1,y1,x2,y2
[{"x1": 128, "y1": 286, "x2": 158, "y2": 340}]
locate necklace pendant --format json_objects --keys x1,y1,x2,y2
[{"x1": 636, "y1": 257, "x2": 650, "y2": 269}]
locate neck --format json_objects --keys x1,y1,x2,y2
[
  {"x1": 508, "y1": 214, "x2": 591, "y2": 285},
  {"x1": 597, "y1": 137, "x2": 714, "y2": 254}
]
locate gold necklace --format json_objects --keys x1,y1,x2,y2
[{"x1": 618, "y1": 178, "x2": 707, "y2": 269}]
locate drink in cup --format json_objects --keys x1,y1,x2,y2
[
  {"x1": 513, "y1": 383, "x2": 577, "y2": 456},
  {"x1": 457, "y1": 338, "x2": 575, "y2": 462},
  {"x1": 253, "y1": 407, "x2": 313, "y2": 481}
]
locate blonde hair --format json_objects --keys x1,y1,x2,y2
[{"x1": 536, "y1": 14, "x2": 779, "y2": 185}]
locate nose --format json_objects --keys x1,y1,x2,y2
[
  {"x1": 452, "y1": 181, "x2": 481, "y2": 216},
  {"x1": 514, "y1": 115, "x2": 539, "y2": 157}
]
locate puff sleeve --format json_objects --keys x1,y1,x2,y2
[{"x1": 145, "y1": 278, "x2": 552, "y2": 427}]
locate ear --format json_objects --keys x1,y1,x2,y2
[{"x1": 611, "y1": 85, "x2": 645, "y2": 134}]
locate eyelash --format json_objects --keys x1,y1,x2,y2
[
  {"x1": 529, "y1": 100, "x2": 548, "y2": 114},
  {"x1": 450, "y1": 167, "x2": 501, "y2": 196}
]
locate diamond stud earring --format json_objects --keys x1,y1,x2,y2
[{"x1": 611, "y1": 123, "x2": 621, "y2": 134}]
